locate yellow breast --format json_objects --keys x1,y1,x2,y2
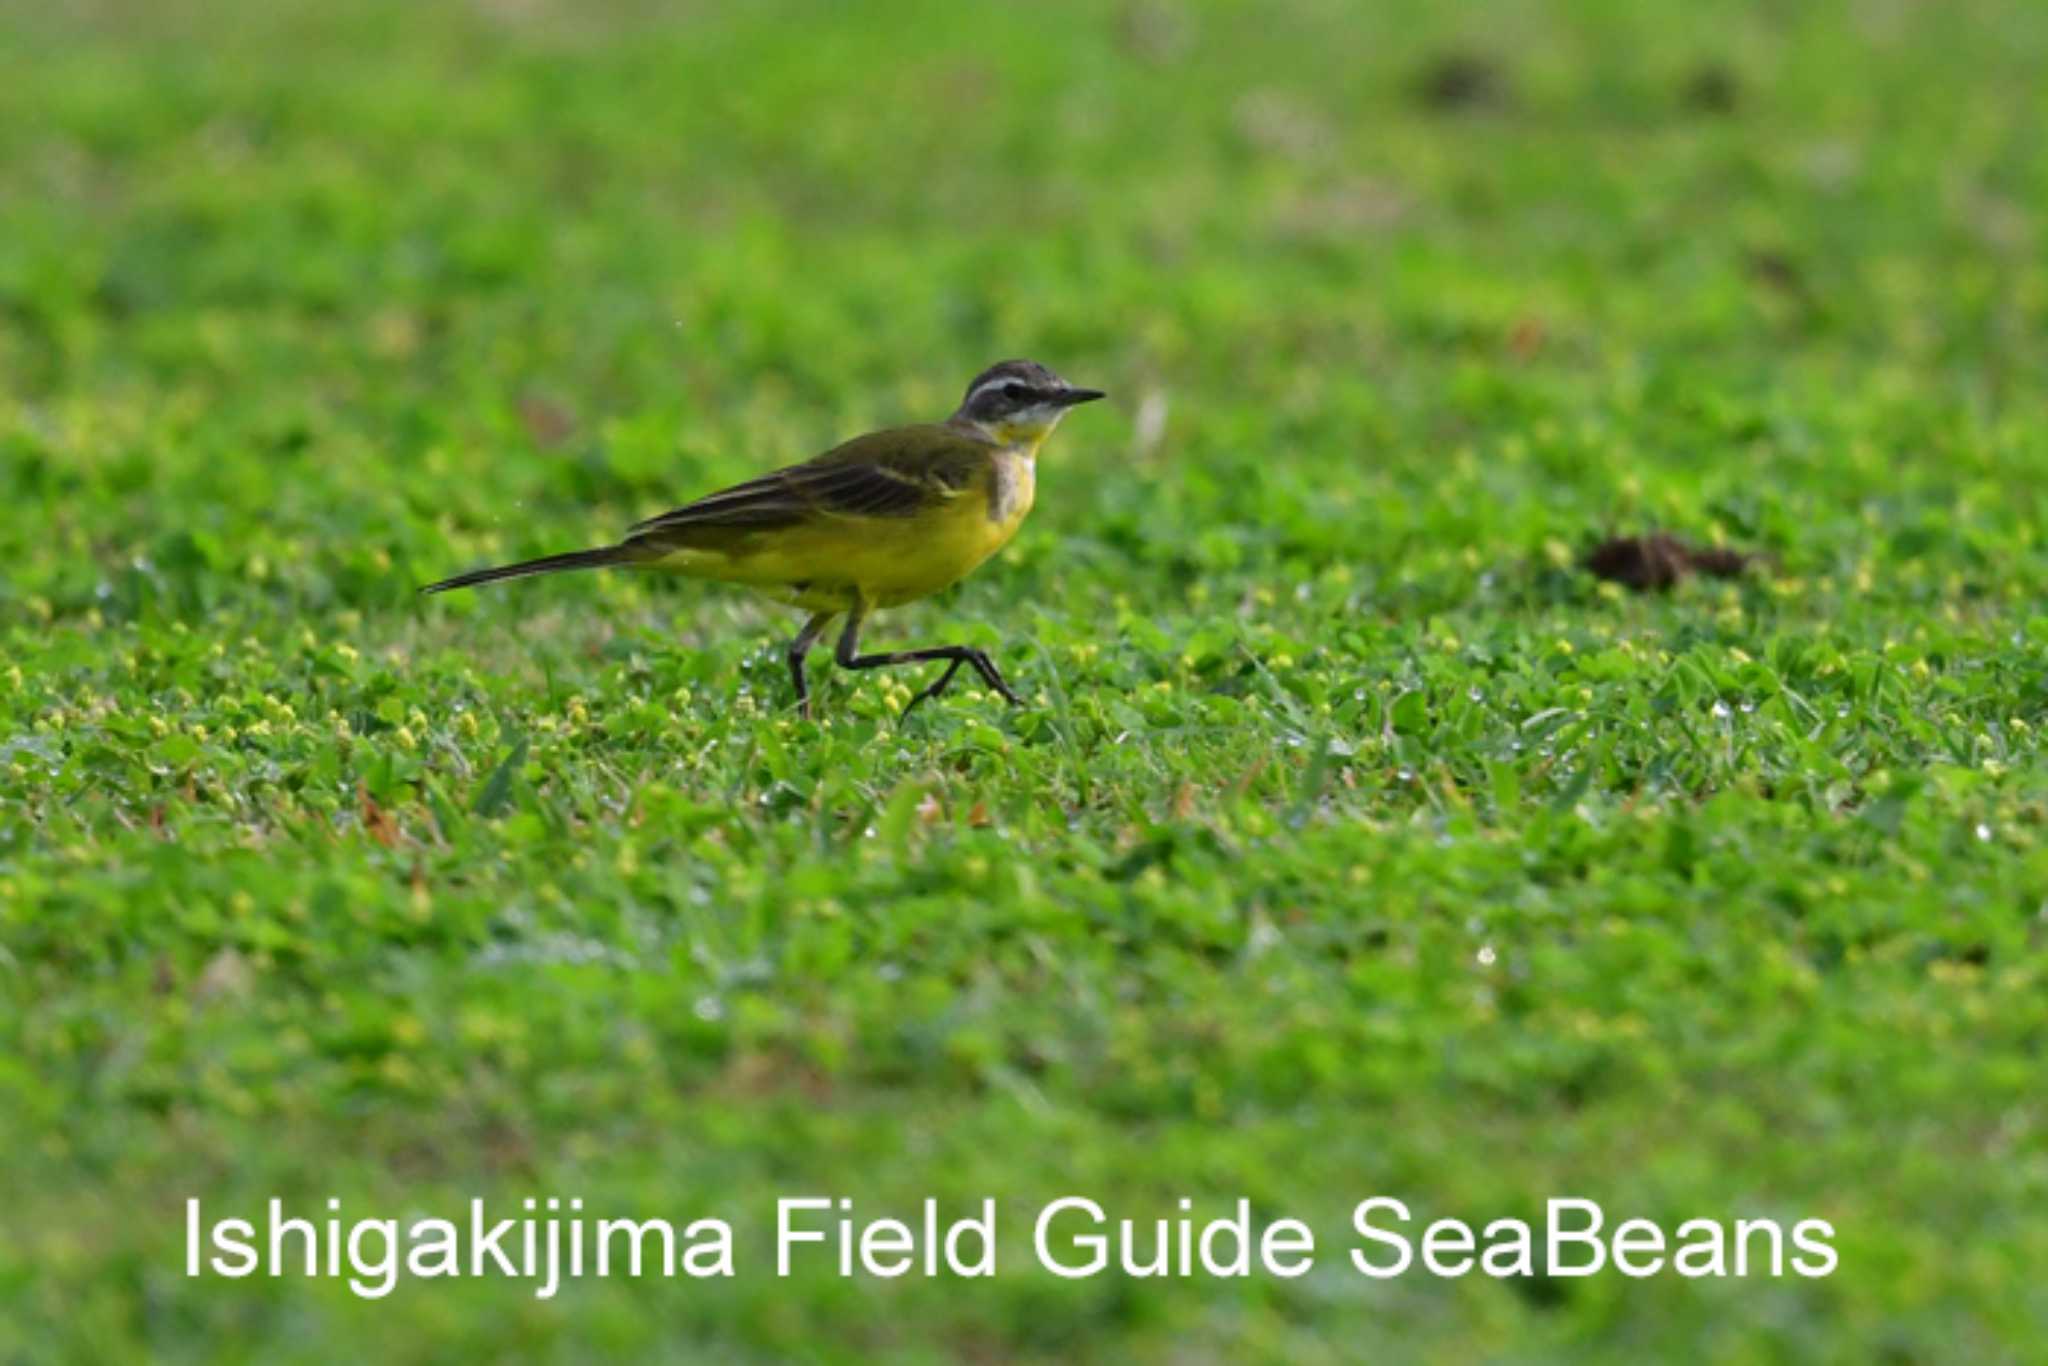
[{"x1": 853, "y1": 449, "x2": 1033, "y2": 606}]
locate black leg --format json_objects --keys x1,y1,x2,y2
[
  {"x1": 833, "y1": 608, "x2": 1023, "y2": 715},
  {"x1": 785, "y1": 611, "x2": 837, "y2": 718}
]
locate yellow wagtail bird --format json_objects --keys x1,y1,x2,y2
[{"x1": 422, "y1": 360, "x2": 1105, "y2": 717}]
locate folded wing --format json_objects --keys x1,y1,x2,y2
[{"x1": 625, "y1": 425, "x2": 989, "y2": 546}]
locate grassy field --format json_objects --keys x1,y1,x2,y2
[{"x1": 7, "y1": 0, "x2": 2048, "y2": 1358}]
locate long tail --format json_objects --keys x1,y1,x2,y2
[{"x1": 419, "y1": 544, "x2": 642, "y2": 595}]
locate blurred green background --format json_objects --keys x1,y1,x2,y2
[{"x1": 5, "y1": 0, "x2": 2048, "y2": 1359}]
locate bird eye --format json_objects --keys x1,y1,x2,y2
[{"x1": 1001, "y1": 382, "x2": 1028, "y2": 401}]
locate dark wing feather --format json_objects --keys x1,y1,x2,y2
[{"x1": 625, "y1": 425, "x2": 991, "y2": 543}]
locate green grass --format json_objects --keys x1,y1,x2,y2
[{"x1": 7, "y1": 0, "x2": 2048, "y2": 1358}]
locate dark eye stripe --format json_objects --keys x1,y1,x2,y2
[{"x1": 964, "y1": 375, "x2": 1049, "y2": 410}]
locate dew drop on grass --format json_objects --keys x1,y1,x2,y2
[
  {"x1": 1711, "y1": 701, "x2": 1732, "y2": 719},
  {"x1": 1976, "y1": 823, "x2": 1992, "y2": 842},
  {"x1": 1740, "y1": 701, "x2": 1756, "y2": 714},
  {"x1": 692, "y1": 995, "x2": 725, "y2": 1022},
  {"x1": 1396, "y1": 768, "x2": 1414, "y2": 782},
  {"x1": 1467, "y1": 687, "x2": 1483, "y2": 703},
  {"x1": 1476, "y1": 945, "x2": 1497, "y2": 966}
]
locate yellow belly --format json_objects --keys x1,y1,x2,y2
[{"x1": 648, "y1": 453, "x2": 1035, "y2": 611}]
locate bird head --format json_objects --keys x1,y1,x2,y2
[{"x1": 951, "y1": 359, "x2": 1105, "y2": 449}]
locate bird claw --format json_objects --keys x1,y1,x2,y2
[{"x1": 897, "y1": 670, "x2": 1024, "y2": 720}]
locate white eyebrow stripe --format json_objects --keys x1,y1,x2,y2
[{"x1": 965, "y1": 376, "x2": 1021, "y2": 407}]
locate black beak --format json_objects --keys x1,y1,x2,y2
[{"x1": 1057, "y1": 386, "x2": 1107, "y2": 407}]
